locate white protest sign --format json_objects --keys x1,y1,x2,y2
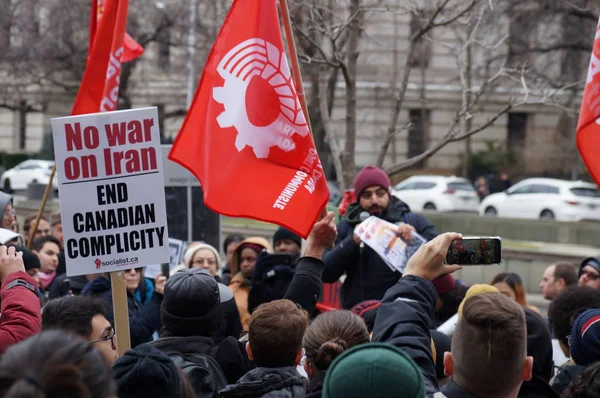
[
  {"x1": 144, "y1": 238, "x2": 186, "y2": 279},
  {"x1": 52, "y1": 107, "x2": 170, "y2": 276},
  {"x1": 354, "y1": 216, "x2": 426, "y2": 273}
]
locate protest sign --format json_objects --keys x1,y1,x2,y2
[
  {"x1": 354, "y1": 216, "x2": 426, "y2": 273},
  {"x1": 52, "y1": 107, "x2": 170, "y2": 276},
  {"x1": 144, "y1": 238, "x2": 186, "y2": 279}
]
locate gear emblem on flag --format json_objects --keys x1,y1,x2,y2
[{"x1": 213, "y1": 38, "x2": 309, "y2": 158}]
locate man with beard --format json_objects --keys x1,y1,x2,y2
[{"x1": 323, "y1": 166, "x2": 438, "y2": 309}]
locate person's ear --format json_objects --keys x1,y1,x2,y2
[
  {"x1": 521, "y1": 356, "x2": 534, "y2": 382},
  {"x1": 443, "y1": 352, "x2": 454, "y2": 376},
  {"x1": 245, "y1": 342, "x2": 254, "y2": 361},
  {"x1": 557, "y1": 278, "x2": 566, "y2": 290},
  {"x1": 294, "y1": 348, "x2": 304, "y2": 367}
]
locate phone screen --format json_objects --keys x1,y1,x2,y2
[{"x1": 446, "y1": 238, "x2": 501, "y2": 265}]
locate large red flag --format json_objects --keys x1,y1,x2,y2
[
  {"x1": 577, "y1": 17, "x2": 600, "y2": 185},
  {"x1": 169, "y1": 0, "x2": 329, "y2": 238},
  {"x1": 72, "y1": 0, "x2": 129, "y2": 115}
]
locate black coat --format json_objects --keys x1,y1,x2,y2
[
  {"x1": 219, "y1": 367, "x2": 307, "y2": 398},
  {"x1": 151, "y1": 335, "x2": 253, "y2": 386},
  {"x1": 323, "y1": 197, "x2": 438, "y2": 309},
  {"x1": 81, "y1": 276, "x2": 162, "y2": 348},
  {"x1": 371, "y1": 275, "x2": 439, "y2": 396},
  {"x1": 305, "y1": 371, "x2": 326, "y2": 398},
  {"x1": 212, "y1": 293, "x2": 243, "y2": 343}
]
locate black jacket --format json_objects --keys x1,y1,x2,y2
[
  {"x1": 323, "y1": 197, "x2": 438, "y2": 309},
  {"x1": 47, "y1": 274, "x2": 89, "y2": 299},
  {"x1": 212, "y1": 295, "x2": 243, "y2": 344},
  {"x1": 150, "y1": 335, "x2": 252, "y2": 386},
  {"x1": 305, "y1": 371, "x2": 326, "y2": 398},
  {"x1": 219, "y1": 367, "x2": 307, "y2": 398},
  {"x1": 519, "y1": 308, "x2": 558, "y2": 398},
  {"x1": 371, "y1": 274, "x2": 439, "y2": 396},
  {"x1": 81, "y1": 276, "x2": 162, "y2": 348},
  {"x1": 248, "y1": 253, "x2": 298, "y2": 314},
  {"x1": 552, "y1": 365, "x2": 585, "y2": 395}
]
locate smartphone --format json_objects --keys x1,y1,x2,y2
[
  {"x1": 446, "y1": 237, "x2": 502, "y2": 265},
  {"x1": 161, "y1": 263, "x2": 171, "y2": 279}
]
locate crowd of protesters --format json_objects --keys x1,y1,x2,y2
[{"x1": 0, "y1": 166, "x2": 598, "y2": 397}]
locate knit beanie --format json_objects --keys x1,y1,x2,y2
[
  {"x1": 350, "y1": 300, "x2": 381, "y2": 333},
  {"x1": 579, "y1": 257, "x2": 600, "y2": 276},
  {"x1": 272, "y1": 226, "x2": 302, "y2": 249},
  {"x1": 569, "y1": 309, "x2": 600, "y2": 366},
  {"x1": 457, "y1": 284, "x2": 499, "y2": 318},
  {"x1": 113, "y1": 344, "x2": 183, "y2": 398},
  {"x1": 161, "y1": 268, "x2": 222, "y2": 336},
  {"x1": 432, "y1": 274, "x2": 456, "y2": 296},
  {"x1": 322, "y1": 343, "x2": 424, "y2": 398},
  {"x1": 353, "y1": 166, "x2": 391, "y2": 199},
  {"x1": 183, "y1": 242, "x2": 220, "y2": 269},
  {"x1": 7, "y1": 245, "x2": 40, "y2": 271}
]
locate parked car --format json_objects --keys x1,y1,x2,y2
[
  {"x1": 391, "y1": 175, "x2": 479, "y2": 212},
  {"x1": 0, "y1": 160, "x2": 56, "y2": 192},
  {"x1": 479, "y1": 178, "x2": 600, "y2": 221}
]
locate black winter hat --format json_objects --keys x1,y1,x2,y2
[
  {"x1": 8, "y1": 245, "x2": 40, "y2": 272},
  {"x1": 113, "y1": 343, "x2": 183, "y2": 398},
  {"x1": 273, "y1": 227, "x2": 302, "y2": 249},
  {"x1": 161, "y1": 268, "x2": 222, "y2": 336}
]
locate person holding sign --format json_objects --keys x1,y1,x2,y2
[
  {"x1": 82, "y1": 269, "x2": 166, "y2": 348},
  {"x1": 322, "y1": 166, "x2": 438, "y2": 309}
]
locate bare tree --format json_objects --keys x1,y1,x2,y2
[{"x1": 290, "y1": 0, "x2": 597, "y2": 186}]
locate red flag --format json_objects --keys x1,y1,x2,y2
[
  {"x1": 89, "y1": 0, "x2": 144, "y2": 62},
  {"x1": 577, "y1": 17, "x2": 600, "y2": 185},
  {"x1": 72, "y1": 0, "x2": 129, "y2": 115},
  {"x1": 169, "y1": 0, "x2": 329, "y2": 238}
]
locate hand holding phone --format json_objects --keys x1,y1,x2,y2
[{"x1": 446, "y1": 237, "x2": 502, "y2": 266}]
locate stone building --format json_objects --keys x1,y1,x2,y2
[{"x1": 0, "y1": 0, "x2": 592, "y2": 178}]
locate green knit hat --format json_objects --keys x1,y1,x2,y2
[{"x1": 322, "y1": 342, "x2": 424, "y2": 398}]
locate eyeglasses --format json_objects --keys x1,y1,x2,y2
[
  {"x1": 89, "y1": 327, "x2": 115, "y2": 345},
  {"x1": 193, "y1": 258, "x2": 217, "y2": 266},
  {"x1": 2, "y1": 209, "x2": 15, "y2": 218},
  {"x1": 581, "y1": 270, "x2": 600, "y2": 281},
  {"x1": 360, "y1": 188, "x2": 388, "y2": 201}
]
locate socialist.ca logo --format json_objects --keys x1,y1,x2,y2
[{"x1": 213, "y1": 38, "x2": 309, "y2": 158}]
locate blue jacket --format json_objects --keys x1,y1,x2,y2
[
  {"x1": 82, "y1": 276, "x2": 162, "y2": 348},
  {"x1": 323, "y1": 197, "x2": 438, "y2": 308}
]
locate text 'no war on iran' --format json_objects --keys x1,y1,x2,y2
[{"x1": 62, "y1": 118, "x2": 158, "y2": 181}]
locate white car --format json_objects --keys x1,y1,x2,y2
[
  {"x1": 479, "y1": 178, "x2": 600, "y2": 221},
  {"x1": 392, "y1": 175, "x2": 479, "y2": 212},
  {"x1": 0, "y1": 160, "x2": 57, "y2": 192}
]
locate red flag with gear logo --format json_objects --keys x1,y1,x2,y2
[
  {"x1": 577, "y1": 16, "x2": 600, "y2": 186},
  {"x1": 169, "y1": 0, "x2": 329, "y2": 238}
]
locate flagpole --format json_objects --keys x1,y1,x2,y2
[
  {"x1": 27, "y1": 166, "x2": 56, "y2": 249},
  {"x1": 280, "y1": 0, "x2": 330, "y2": 218},
  {"x1": 279, "y1": 0, "x2": 312, "y2": 134}
]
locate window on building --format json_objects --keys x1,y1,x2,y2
[
  {"x1": 409, "y1": 12, "x2": 431, "y2": 68},
  {"x1": 157, "y1": 29, "x2": 171, "y2": 71},
  {"x1": 507, "y1": 112, "x2": 527, "y2": 151},
  {"x1": 507, "y1": 5, "x2": 536, "y2": 65},
  {"x1": 408, "y1": 109, "x2": 430, "y2": 168}
]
